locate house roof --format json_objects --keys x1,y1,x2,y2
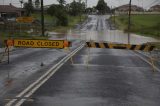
[
  {"x1": 150, "y1": 5, "x2": 160, "y2": 8},
  {"x1": 0, "y1": 4, "x2": 23, "y2": 13},
  {"x1": 115, "y1": 4, "x2": 143, "y2": 9}
]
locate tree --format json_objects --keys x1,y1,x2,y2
[
  {"x1": 56, "y1": 12, "x2": 68, "y2": 26},
  {"x1": 68, "y1": 0, "x2": 85, "y2": 16},
  {"x1": 28, "y1": 0, "x2": 32, "y2": 4},
  {"x1": 35, "y1": 0, "x2": 40, "y2": 8},
  {"x1": 47, "y1": 4, "x2": 68, "y2": 26},
  {"x1": 86, "y1": 7, "x2": 93, "y2": 14},
  {"x1": 24, "y1": 1, "x2": 33, "y2": 16},
  {"x1": 57, "y1": 0, "x2": 66, "y2": 6},
  {"x1": 47, "y1": 4, "x2": 61, "y2": 16},
  {"x1": 19, "y1": 0, "x2": 24, "y2": 8},
  {"x1": 96, "y1": 0, "x2": 110, "y2": 14}
]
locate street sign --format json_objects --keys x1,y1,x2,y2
[
  {"x1": 16, "y1": 17, "x2": 33, "y2": 23},
  {"x1": 13, "y1": 39, "x2": 64, "y2": 48},
  {"x1": 6, "y1": 40, "x2": 14, "y2": 47}
]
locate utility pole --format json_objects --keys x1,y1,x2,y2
[
  {"x1": 19, "y1": 0, "x2": 23, "y2": 34},
  {"x1": 110, "y1": 6, "x2": 112, "y2": 17},
  {"x1": 85, "y1": 0, "x2": 87, "y2": 8},
  {"x1": 128, "y1": 0, "x2": 132, "y2": 44},
  {"x1": 79, "y1": 0, "x2": 82, "y2": 22},
  {"x1": 114, "y1": 7, "x2": 115, "y2": 26},
  {"x1": 41, "y1": 0, "x2": 45, "y2": 36}
]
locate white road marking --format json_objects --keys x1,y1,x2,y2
[
  {"x1": 15, "y1": 64, "x2": 64, "y2": 106},
  {"x1": 5, "y1": 44, "x2": 84, "y2": 106}
]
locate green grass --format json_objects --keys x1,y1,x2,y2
[
  {"x1": 53, "y1": 15, "x2": 87, "y2": 33},
  {"x1": 113, "y1": 14, "x2": 160, "y2": 38},
  {"x1": 0, "y1": 14, "x2": 87, "y2": 46},
  {"x1": 32, "y1": 13, "x2": 55, "y2": 23},
  {"x1": 32, "y1": 13, "x2": 87, "y2": 33}
]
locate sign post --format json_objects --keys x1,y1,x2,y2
[
  {"x1": 7, "y1": 47, "x2": 9, "y2": 64},
  {"x1": 6, "y1": 39, "x2": 14, "y2": 64}
]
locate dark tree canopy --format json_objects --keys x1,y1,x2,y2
[
  {"x1": 47, "y1": 0, "x2": 86, "y2": 26},
  {"x1": 96, "y1": 0, "x2": 110, "y2": 14},
  {"x1": 68, "y1": 1, "x2": 85, "y2": 16},
  {"x1": 47, "y1": 4, "x2": 68, "y2": 26},
  {"x1": 24, "y1": 1, "x2": 33, "y2": 16},
  {"x1": 35, "y1": 0, "x2": 40, "y2": 8},
  {"x1": 57, "y1": 0, "x2": 66, "y2": 6}
]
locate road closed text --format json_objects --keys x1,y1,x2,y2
[{"x1": 14, "y1": 40, "x2": 64, "y2": 48}]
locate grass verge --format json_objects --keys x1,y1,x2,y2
[
  {"x1": 112, "y1": 14, "x2": 160, "y2": 38},
  {"x1": 32, "y1": 13, "x2": 87, "y2": 33},
  {"x1": 53, "y1": 15, "x2": 87, "y2": 33}
]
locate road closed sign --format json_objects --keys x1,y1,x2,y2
[
  {"x1": 16, "y1": 17, "x2": 33, "y2": 23},
  {"x1": 13, "y1": 39, "x2": 64, "y2": 48}
]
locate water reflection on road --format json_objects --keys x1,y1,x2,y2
[
  {"x1": 85, "y1": 30, "x2": 159, "y2": 44},
  {"x1": 49, "y1": 15, "x2": 159, "y2": 44}
]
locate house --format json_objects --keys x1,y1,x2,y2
[
  {"x1": 115, "y1": 4, "x2": 144, "y2": 12},
  {"x1": 0, "y1": 4, "x2": 25, "y2": 19},
  {"x1": 149, "y1": 5, "x2": 160, "y2": 12}
]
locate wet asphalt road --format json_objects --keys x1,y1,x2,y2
[
  {"x1": 19, "y1": 15, "x2": 160, "y2": 106},
  {"x1": 0, "y1": 41, "x2": 82, "y2": 105},
  {"x1": 0, "y1": 48, "x2": 67, "y2": 104},
  {"x1": 22, "y1": 48, "x2": 160, "y2": 106},
  {"x1": 2, "y1": 15, "x2": 160, "y2": 106}
]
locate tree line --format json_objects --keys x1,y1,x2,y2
[
  {"x1": 23, "y1": 0, "x2": 110, "y2": 26},
  {"x1": 47, "y1": 0, "x2": 86, "y2": 26}
]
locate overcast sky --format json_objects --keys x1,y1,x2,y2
[{"x1": 0, "y1": 0, "x2": 160, "y2": 9}]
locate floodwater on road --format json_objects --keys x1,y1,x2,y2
[
  {"x1": 2, "y1": 15, "x2": 160, "y2": 106},
  {"x1": 84, "y1": 30, "x2": 159, "y2": 44},
  {"x1": 49, "y1": 15, "x2": 159, "y2": 44}
]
